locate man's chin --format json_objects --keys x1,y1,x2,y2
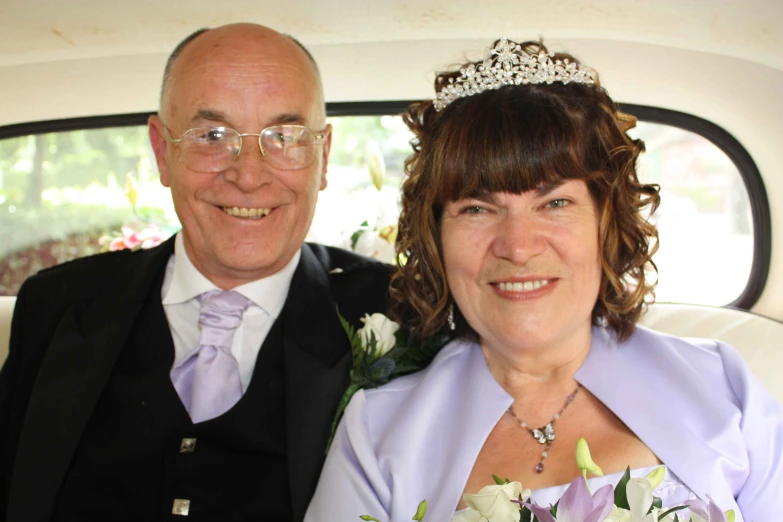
[{"x1": 215, "y1": 248, "x2": 295, "y2": 278}]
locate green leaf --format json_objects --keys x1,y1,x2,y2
[
  {"x1": 726, "y1": 510, "x2": 735, "y2": 522},
  {"x1": 550, "y1": 500, "x2": 559, "y2": 516},
  {"x1": 613, "y1": 466, "x2": 632, "y2": 510},
  {"x1": 336, "y1": 307, "x2": 362, "y2": 362},
  {"x1": 360, "y1": 516, "x2": 380, "y2": 522},
  {"x1": 492, "y1": 475, "x2": 511, "y2": 486},
  {"x1": 325, "y1": 382, "x2": 362, "y2": 454},
  {"x1": 520, "y1": 506, "x2": 532, "y2": 522},
  {"x1": 350, "y1": 229, "x2": 362, "y2": 249},
  {"x1": 366, "y1": 332, "x2": 380, "y2": 361}
]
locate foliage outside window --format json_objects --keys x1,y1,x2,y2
[{"x1": 0, "y1": 116, "x2": 755, "y2": 308}]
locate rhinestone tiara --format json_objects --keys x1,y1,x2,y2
[{"x1": 433, "y1": 38, "x2": 597, "y2": 112}]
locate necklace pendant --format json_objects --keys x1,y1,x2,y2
[
  {"x1": 530, "y1": 427, "x2": 547, "y2": 444},
  {"x1": 535, "y1": 462, "x2": 545, "y2": 473},
  {"x1": 530, "y1": 423, "x2": 555, "y2": 444}
]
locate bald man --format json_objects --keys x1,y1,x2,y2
[{"x1": 0, "y1": 24, "x2": 390, "y2": 522}]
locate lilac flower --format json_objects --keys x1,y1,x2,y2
[{"x1": 526, "y1": 478, "x2": 614, "y2": 522}]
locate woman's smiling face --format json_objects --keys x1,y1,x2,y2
[{"x1": 440, "y1": 179, "x2": 603, "y2": 355}]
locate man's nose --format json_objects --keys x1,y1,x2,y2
[{"x1": 223, "y1": 137, "x2": 273, "y2": 191}]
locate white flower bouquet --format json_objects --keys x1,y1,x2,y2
[{"x1": 362, "y1": 439, "x2": 735, "y2": 522}]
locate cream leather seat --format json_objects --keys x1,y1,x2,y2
[{"x1": 639, "y1": 302, "x2": 783, "y2": 403}]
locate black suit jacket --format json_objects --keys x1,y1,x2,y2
[{"x1": 0, "y1": 236, "x2": 391, "y2": 522}]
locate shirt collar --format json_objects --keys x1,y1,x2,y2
[{"x1": 162, "y1": 232, "x2": 301, "y2": 318}]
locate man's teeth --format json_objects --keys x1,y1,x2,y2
[
  {"x1": 497, "y1": 280, "x2": 550, "y2": 292},
  {"x1": 222, "y1": 207, "x2": 271, "y2": 218}
]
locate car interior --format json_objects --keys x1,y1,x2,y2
[{"x1": 0, "y1": 0, "x2": 781, "y2": 402}]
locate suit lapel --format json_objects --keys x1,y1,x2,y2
[
  {"x1": 283, "y1": 245, "x2": 352, "y2": 522},
  {"x1": 7, "y1": 237, "x2": 175, "y2": 522}
]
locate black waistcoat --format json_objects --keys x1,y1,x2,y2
[{"x1": 51, "y1": 275, "x2": 292, "y2": 522}]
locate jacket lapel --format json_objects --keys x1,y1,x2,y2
[
  {"x1": 7, "y1": 237, "x2": 175, "y2": 522},
  {"x1": 283, "y1": 245, "x2": 353, "y2": 522},
  {"x1": 575, "y1": 326, "x2": 737, "y2": 508}
]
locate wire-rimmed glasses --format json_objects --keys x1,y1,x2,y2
[{"x1": 166, "y1": 125, "x2": 326, "y2": 172}]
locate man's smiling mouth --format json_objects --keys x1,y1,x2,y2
[{"x1": 221, "y1": 206, "x2": 272, "y2": 219}]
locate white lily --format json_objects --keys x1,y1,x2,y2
[
  {"x1": 451, "y1": 481, "x2": 530, "y2": 522},
  {"x1": 604, "y1": 478, "x2": 658, "y2": 522}
]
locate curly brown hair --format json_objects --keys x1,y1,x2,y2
[{"x1": 390, "y1": 39, "x2": 660, "y2": 342}]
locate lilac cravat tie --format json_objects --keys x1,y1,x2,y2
[{"x1": 171, "y1": 290, "x2": 250, "y2": 423}]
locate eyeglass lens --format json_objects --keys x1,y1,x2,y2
[{"x1": 178, "y1": 125, "x2": 318, "y2": 172}]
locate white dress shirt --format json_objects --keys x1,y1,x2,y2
[{"x1": 161, "y1": 233, "x2": 300, "y2": 391}]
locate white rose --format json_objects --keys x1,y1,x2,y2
[
  {"x1": 458, "y1": 481, "x2": 529, "y2": 522},
  {"x1": 359, "y1": 313, "x2": 400, "y2": 357}
]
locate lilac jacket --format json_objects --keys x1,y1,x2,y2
[{"x1": 305, "y1": 326, "x2": 783, "y2": 522}]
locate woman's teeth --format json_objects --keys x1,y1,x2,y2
[
  {"x1": 497, "y1": 280, "x2": 550, "y2": 292},
  {"x1": 222, "y1": 207, "x2": 271, "y2": 218}
]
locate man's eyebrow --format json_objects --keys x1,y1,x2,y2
[
  {"x1": 188, "y1": 110, "x2": 307, "y2": 128},
  {"x1": 191, "y1": 109, "x2": 228, "y2": 125},
  {"x1": 270, "y1": 113, "x2": 307, "y2": 125}
]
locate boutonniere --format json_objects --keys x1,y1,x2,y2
[{"x1": 327, "y1": 310, "x2": 447, "y2": 451}]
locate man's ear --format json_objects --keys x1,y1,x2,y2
[
  {"x1": 148, "y1": 115, "x2": 171, "y2": 187},
  {"x1": 318, "y1": 123, "x2": 332, "y2": 191}
]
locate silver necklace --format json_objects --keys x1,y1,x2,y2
[{"x1": 506, "y1": 384, "x2": 580, "y2": 473}]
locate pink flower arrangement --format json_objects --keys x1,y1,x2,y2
[{"x1": 99, "y1": 225, "x2": 167, "y2": 252}]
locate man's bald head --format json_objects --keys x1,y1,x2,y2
[{"x1": 158, "y1": 23, "x2": 324, "y2": 118}]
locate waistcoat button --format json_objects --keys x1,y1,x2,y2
[
  {"x1": 172, "y1": 499, "x2": 190, "y2": 516},
  {"x1": 180, "y1": 438, "x2": 197, "y2": 453}
]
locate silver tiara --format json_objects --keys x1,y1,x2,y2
[{"x1": 433, "y1": 38, "x2": 597, "y2": 111}]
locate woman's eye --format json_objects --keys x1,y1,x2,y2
[
  {"x1": 547, "y1": 198, "x2": 569, "y2": 209},
  {"x1": 459, "y1": 206, "x2": 486, "y2": 215}
]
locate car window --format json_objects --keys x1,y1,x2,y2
[
  {"x1": 629, "y1": 121, "x2": 753, "y2": 306},
  {"x1": 0, "y1": 110, "x2": 762, "y2": 308}
]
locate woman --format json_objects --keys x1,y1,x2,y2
[{"x1": 305, "y1": 39, "x2": 782, "y2": 522}]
